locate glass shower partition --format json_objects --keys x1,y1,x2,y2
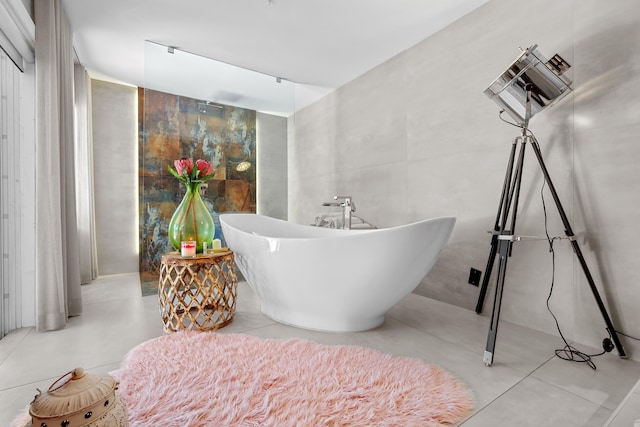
[{"x1": 139, "y1": 41, "x2": 293, "y2": 294}]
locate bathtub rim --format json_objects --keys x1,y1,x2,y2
[{"x1": 219, "y1": 212, "x2": 456, "y2": 240}]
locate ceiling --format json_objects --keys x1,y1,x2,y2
[{"x1": 62, "y1": 0, "x2": 489, "y2": 114}]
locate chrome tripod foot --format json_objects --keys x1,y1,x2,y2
[{"x1": 483, "y1": 350, "x2": 494, "y2": 366}]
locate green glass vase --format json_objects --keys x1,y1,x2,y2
[{"x1": 168, "y1": 183, "x2": 214, "y2": 253}]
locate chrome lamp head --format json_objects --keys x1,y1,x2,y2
[{"x1": 484, "y1": 44, "x2": 573, "y2": 125}]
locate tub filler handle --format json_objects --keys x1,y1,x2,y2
[{"x1": 322, "y1": 196, "x2": 355, "y2": 229}]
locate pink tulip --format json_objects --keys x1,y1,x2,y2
[
  {"x1": 196, "y1": 159, "x2": 214, "y2": 177},
  {"x1": 174, "y1": 158, "x2": 194, "y2": 176}
]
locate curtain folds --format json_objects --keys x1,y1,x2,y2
[
  {"x1": 74, "y1": 63, "x2": 98, "y2": 283},
  {"x1": 34, "y1": 0, "x2": 82, "y2": 330}
]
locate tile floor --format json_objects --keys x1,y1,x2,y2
[{"x1": 1, "y1": 273, "x2": 639, "y2": 426}]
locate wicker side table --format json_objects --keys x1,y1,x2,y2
[{"x1": 158, "y1": 251, "x2": 237, "y2": 333}]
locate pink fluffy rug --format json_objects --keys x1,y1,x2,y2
[
  {"x1": 12, "y1": 330, "x2": 473, "y2": 426},
  {"x1": 111, "y1": 331, "x2": 472, "y2": 426}
]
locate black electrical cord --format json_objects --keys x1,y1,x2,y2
[
  {"x1": 540, "y1": 176, "x2": 606, "y2": 370},
  {"x1": 498, "y1": 110, "x2": 524, "y2": 129}
]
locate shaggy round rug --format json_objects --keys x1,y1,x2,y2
[{"x1": 106, "y1": 330, "x2": 473, "y2": 426}]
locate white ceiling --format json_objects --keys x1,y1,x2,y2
[{"x1": 62, "y1": 0, "x2": 489, "y2": 114}]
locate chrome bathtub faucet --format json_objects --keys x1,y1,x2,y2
[{"x1": 322, "y1": 196, "x2": 355, "y2": 229}]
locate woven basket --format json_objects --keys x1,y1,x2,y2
[{"x1": 28, "y1": 368, "x2": 128, "y2": 427}]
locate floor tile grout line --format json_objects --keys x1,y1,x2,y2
[
  {"x1": 532, "y1": 347, "x2": 640, "y2": 411},
  {"x1": 387, "y1": 313, "x2": 465, "y2": 346},
  {"x1": 0, "y1": 327, "x2": 36, "y2": 369},
  {"x1": 0, "y1": 373, "x2": 59, "y2": 394},
  {"x1": 1, "y1": 361, "x2": 125, "y2": 398},
  {"x1": 460, "y1": 353, "x2": 557, "y2": 424},
  {"x1": 459, "y1": 376, "x2": 528, "y2": 424},
  {"x1": 0, "y1": 358, "x2": 129, "y2": 393},
  {"x1": 463, "y1": 352, "x2": 626, "y2": 424},
  {"x1": 604, "y1": 378, "x2": 640, "y2": 426},
  {"x1": 387, "y1": 310, "x2": 541, "y2": 372}
]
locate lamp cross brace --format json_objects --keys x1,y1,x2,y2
[{"x1": 490, "y1": 233, "x2": 574, "y2": 242}]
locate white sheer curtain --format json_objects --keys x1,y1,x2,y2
[
  {"x1": 0, "y1": 51, "x2": 23, "y2": 338},
  {"x1": 34, "y1": 0, "x2": 82, "y2": 330},
  {"x1": 74, "y1": 63, "x2": 98, "y2": 284}
]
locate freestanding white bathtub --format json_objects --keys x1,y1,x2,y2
[{"x1": 219, "y1": 213, "x2": 456, "y2": 332}]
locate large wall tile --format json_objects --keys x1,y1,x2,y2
[
  {"x1": 257, "y1": 112, "x2": 288, "y2": 219},
  {"x1": 91, "y1": 80, "x2": 139, "y2": 275}
]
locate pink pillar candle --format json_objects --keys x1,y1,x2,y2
[{"x1": 181, "y1": 241, "x2": 196, "y2": 257}]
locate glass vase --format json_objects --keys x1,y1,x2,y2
[{"x1": 168, "y1": 183, "x2": 214, "y2": 253}]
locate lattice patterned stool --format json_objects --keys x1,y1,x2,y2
[{"x1": 158, "y1": 251, "x2": 238, "y2": 333}]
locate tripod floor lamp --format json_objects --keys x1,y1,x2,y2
[{"x1": 477, "y1": 45, "x2": 626, "y2": 366}]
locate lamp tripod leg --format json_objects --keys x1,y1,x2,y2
[
  {"x1": 476, "y1": 239, "x2": 498, "y2": 314},
  {"x1": 480, "y1": 137, "x2": 527, "y2": 365},
  {"x1": 476, "y1": 138, "x2": 520, "y2": 314},
  {"x1": 529, "y1": 137, "x2": 627, "y2": 358},
  {"x1": 484, "y1": 233, "x2": 512, "y2": 366}
]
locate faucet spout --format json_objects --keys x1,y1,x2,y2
[{"x1": 322, "y1": 195, "x2": 355, "y2": 229}]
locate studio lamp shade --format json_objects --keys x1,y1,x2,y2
[{"x1": 484, "y1": 45, "x2": 572, "y2": 124}]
